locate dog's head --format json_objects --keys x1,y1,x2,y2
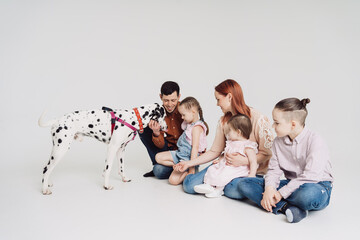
[{"x1": 140, "y1": 103, "x2": 167, "y2": 131}]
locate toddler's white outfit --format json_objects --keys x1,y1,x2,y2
[{"x1": 194, "y1": 140, "x2": 258, "y2": 198}]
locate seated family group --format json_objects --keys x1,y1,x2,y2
[{"x1": 139, "y1": 80, "x2": 333, "y2": 224}]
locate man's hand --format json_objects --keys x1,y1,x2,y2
[{"x1": 149, "y1": 120, "x2": 161, "y2": 136}]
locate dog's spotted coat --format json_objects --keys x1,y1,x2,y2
[{"x1": 39, "y1": 103, "x2": 166, "y2": 195}]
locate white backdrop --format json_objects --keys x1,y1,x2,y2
[{"x1": 1, "y1": 0, "x2": 359, "y2": 239}]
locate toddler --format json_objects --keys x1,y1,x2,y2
[{"x1": 194, "y1": 114, "x2": 258, "y2": 198}]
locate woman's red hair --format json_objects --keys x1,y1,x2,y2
[{"x1": 215, "y1": 79, "x2": 251, "y2": 123}]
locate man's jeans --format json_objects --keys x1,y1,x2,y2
[
  {"x1": 139, "y1": 127, "x2": 172, "y2": 179},
  {"x1": 183, "y1": 167, "x2": 332, "y2": 214}
]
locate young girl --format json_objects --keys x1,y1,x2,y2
[
  {"x1": 194, "y1": 114, "x2": 258, "y2": 198},
  {"x1": 155, "y1": 97, "x2": 209, "y2": 185},
  {"x1": 237, "y1": 98, "x2": 333, "y2": 223}
]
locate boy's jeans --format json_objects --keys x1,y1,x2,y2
[
  {"x1": 226, "y1": 177, "x2": 332, "y2": 214},
  {"x1": 183, "y1": 167, "x2": 332, "y2": 213}
]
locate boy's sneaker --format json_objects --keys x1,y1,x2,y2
[
  {"x1": 194, "y1": 184, "x2": 215, "y2": 194},
  {"x1": 285, "y1": 206, "x2": 308, "y2": 223},
  {"x1": 205, "y1": 188, "x2": 224, "y2": 198}
]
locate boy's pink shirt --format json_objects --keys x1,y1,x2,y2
[{"x1": 265, "y1": 127, "x2": 333, "y2": 199}]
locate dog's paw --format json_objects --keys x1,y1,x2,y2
[
  {"x1": 122, "y1": 177, "x2": 131, "y2": 182},
  {"x1": 42, "y1": 189, "x2": 52, "y2": 195},
  {"x1": 103, "y1": 185, "x2": 113, "y2": 190}
]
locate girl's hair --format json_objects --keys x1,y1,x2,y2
[
  {"x1": 274, "y1": 98, "x2": 311, "y2": 126},
  {"x1": 179, "y1": 97, "x2": 209, "y2": 135},
  {"x1": 215, "y1": 79, "x2": 251, "y2": 123},
  {"x1": 225, "y1": 114, "x2": 252, "y2": 139}
]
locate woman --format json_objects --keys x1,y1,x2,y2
[{"x1": 174, "y1": 79, "x2": 274, "y2": 200}]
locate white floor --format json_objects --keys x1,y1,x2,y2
[{"x1": 0, "y1": 138, "x2": 357, "y2": 240}]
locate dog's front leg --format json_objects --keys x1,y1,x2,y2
[
  {"x1": 103, "y1": 145, "x2": 117, "y2": 190},
  {"x1": 117, "y1": 147, "x2": 131, "y2": 182}
]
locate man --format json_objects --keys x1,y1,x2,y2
[{"x1": 140, "y1": 81, "x2": 183, "y2": 179}]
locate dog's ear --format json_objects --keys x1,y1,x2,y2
[
  {"x1": 154, "y1": 106, "x2": 165, "y2": 119},
  {"x1": 149, "y1": 109, "x2": 158, "y2": 121},
  {"x1": 159, "y1": 106, "x2": 165, "y2": 118},
  {"x1": 150, "y1": 116, "x2": 159, "y2": 121},
  {"x1": 148, "y1": 104, "x2": 164, "y2": 121}
]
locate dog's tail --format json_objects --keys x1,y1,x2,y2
[{"x1": 38, "y1": 111, "x2": 57, "y2": 128}]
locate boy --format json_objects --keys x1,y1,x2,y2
[{"x1": 239, "y1": 98, "x2": 333, "y2": 223}]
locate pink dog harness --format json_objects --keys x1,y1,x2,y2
[
  {"x1": 102, "y1": 107, "x2": 143, "y2": 141},
  {"x1": 110, "y1": 112, "x2": 138, "y2": 140}
]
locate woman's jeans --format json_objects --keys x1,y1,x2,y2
[
  {"x1": 183, "y1": 167, "x2": 332, "y2": 214},
  {"x1": 139, "y1": 127, "x2": 173, "y2": 179}
]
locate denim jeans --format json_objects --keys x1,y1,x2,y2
[
  {"x1": 139, "y1": 127, "x2": 173, "y2": 179},
  {"x1": 183, "y1": 168, "x2": 332, "y2": 214},
  {"x1": 231, "y1": 178, "x2": 333, "y2": 214},
  {"x1": 182, "y1": 166, "x2": 262, "y2": 197},
  {"x1": 183, "y1": 165, "x2": 211, "y2": 194}
]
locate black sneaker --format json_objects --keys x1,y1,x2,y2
[{"x1": 143, "y1": 170, "x2": 155, "y2": 177}]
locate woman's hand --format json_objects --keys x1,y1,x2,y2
[
  {"x1": 224, "y1": 153, "x2": 249, "y2": 167},
  {"x1": 173, "y1": 161, "x2": 190, "y2": 172}
]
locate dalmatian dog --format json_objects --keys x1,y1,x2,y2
[{"x1": 38, "y1": 103, "x2": 167, "y2": 195}]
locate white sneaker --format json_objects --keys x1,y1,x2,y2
[
  {"x1": 194, "y1": 184, "x2": 215, "y2": 194},
  {"x1": 205, "y1": 188, "x2": 224, "y2": 198}
]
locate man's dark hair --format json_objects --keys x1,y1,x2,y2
[{"x1": 160, "y1": 81, "x2": 180, "y2": 96}]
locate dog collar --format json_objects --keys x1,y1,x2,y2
[{"x1": 133, "y1": 108, "x2": 144, "y2": 134}]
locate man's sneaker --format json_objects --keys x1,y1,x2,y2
[
  {"x1": 143, "y1": 170, "x2": 155, "y2": 177},
  {"x1": 285, "y1": 206, "x2": 308, "y2": 223}
]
